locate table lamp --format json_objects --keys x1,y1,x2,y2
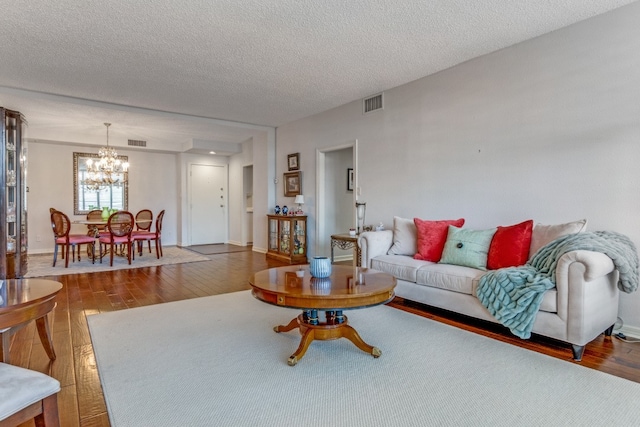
[
  {"x1": 294, "y1": 194, "x2": 305, "y2": 214},
  {"x1": 356, "y1": 201, "x2": 366, "y2": 234}
]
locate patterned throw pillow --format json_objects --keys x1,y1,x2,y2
[
  {"x1": 413, "y1": 218, "x2": 465, "y2": 262},
  {"x1": 487, "y1": 220, "x2": 534, "y2": 270},
  {"x1": 440, "y1": 226, "x2": 497, "y2": 270}
]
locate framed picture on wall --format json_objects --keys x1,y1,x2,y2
[
  {"x1": 347, "y1": 168, "x2": 354, "y2": 191},
  {"x1": 288, "y1": 153, "x2": 300, "y2": 171},
  {"x1": 284, "y1": 171, "x2": 302, "y2": 196}
]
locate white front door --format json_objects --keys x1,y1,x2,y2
[{"x1": 190, "y1": 164, "x2": 227, "y2": 245}]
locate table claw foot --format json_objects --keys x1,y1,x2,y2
[
  {"x1": 274, "y1": 317, "x2": 299, "y2": 333},
  {"x1": 342, "y1": 325, "x2": 380, "y2": 358},
  {"x1": 286, "y1": 328, "x2": 314, "y2": 366}
]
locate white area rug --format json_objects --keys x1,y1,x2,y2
[
  {"x1": 88, "y1": 291, "x2": 640, "y2": 426},
  {"x1": 24, "y1": 246, "x2": 209, "y2": 277}
]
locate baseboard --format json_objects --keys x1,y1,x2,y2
[
  {"x1": 619, "y1": 325, "x2": 640, "y2": 339},
  {"x1": 28, "y1": 249, "x2": 52, "y2": 255}
]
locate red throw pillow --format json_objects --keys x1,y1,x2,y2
[
  {"x1": 413, "y1": 218, "x2": 465, "y2": 262},
  {"x1": 487, "y1": 220, "x2": 534, "y2": 270}
]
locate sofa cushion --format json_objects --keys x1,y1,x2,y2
[
  {"x1": 388, "y1": 216, "x2": 417, "y2": 256},
  {"x1": 440, "y1": 226, "x2": 497, "y2": 271},
  {"x1": 487, "y1": 220, "x2": 534, "y2": 270},
  {"x1": 371, "y1": 254, "x2": 432, "y2": 283},
  {"x1": 413, "y1": 218, "x2": 465, "y2": 262},
  {"x1": 416, "y1": 263, "x2": 485, "y2": 295},
  {"x1": 529, "y1": 219, "x2": 587, "y2": 259}
]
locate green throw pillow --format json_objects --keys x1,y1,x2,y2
[{"x1": 440, "y1": 226, "x2": 497, "y2": 270}]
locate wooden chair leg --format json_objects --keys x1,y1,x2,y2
[
  {"x1": 34, "y1": 393, "x2": 60, "y2": 427},
  {"x1": 64, "y1": 244, "x2": 70, "y2": 268},
  {"x1": 52, "y1": 244, "x2": 58, "y2": 267}
]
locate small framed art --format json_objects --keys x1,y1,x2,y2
[
  {"x1": 288, "y1": 153, "x2": 300, "y2": 171},
  {"x1": 347, "y1": 168, "x2": 354, "y2": 191},
  {"x1": 284, "y1": 171, "x2": 302, "y2": 197}
]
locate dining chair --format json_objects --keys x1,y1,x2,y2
[
  {"x1": 98, "y1": 211, "x2": 134, "y2": 266},
  {"x1": 0, "y1": 362, "x2": 61, "y2": 427},
  {"x1": 50, "y1": 210, "x2": 96, "y2": 268},
  {"x1": 133, "y1": 210, "x2": 165, "y2": 259},
  {"x1": 133, "y1": 209, "x2": 153, "y2": 254},
  {"x1": 86, "y1": 209, "x2": 109, "y2": 237},
  {"x1": 48, "y1": 208, "x2": 63, "y2": 261}
]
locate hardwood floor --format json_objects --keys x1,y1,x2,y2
[{"x1": 8, "y1": 247, "x2": 640, "y2": 426}]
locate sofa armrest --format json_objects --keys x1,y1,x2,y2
[
  {"x1": 358, "y1": 230, "x2": 393, "y2": 267},
  {"x1": 554, "y1": 250, "x2": 619, "y2": 343},
  {"x1": 556, "y1": 250, "x2": 616, "y2": 286}
]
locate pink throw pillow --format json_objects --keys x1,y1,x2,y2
[
  {"x1": 413, "y1": 218, "x2": 465, "y2": 262},
  {"x1": 487, "y1": 220, "x2": 534, "y2": 270}
]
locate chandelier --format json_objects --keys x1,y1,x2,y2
[{"x1": 84, "y1": 123, "x2": 129, "y2": 191}]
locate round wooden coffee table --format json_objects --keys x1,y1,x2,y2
[{"x1": 249, "y1": 265, "x2": 396, "y2": 366}]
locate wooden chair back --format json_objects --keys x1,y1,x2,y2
[
  {"x1": 135, "y1": 209, "x2": 153, "y2": 231},
  {"x1": 155, "y1": 210, "x2": 165, "y2": 235},
  {"x1": 107, "y1": 211, "x2": 134, "y2": 238},
  {"x1": 50, "y1": 211, "x2": 70, "y2": 239},
  {"x1": 87, "y1": 209, "x2": 108, "y2": 231}
]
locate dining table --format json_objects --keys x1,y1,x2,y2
[
  {"x1": 74, "y1": 218, "x2": 153, "y2": 238},
  {"x1": 72, "y1": 218, "x2": 153, "y2": 260}
]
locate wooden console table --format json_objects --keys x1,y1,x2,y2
[{"x1": 330, "y1": 233, "x2": 361, "y2": 266}]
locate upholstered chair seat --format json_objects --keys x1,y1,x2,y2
[{"x1": 0, "y1": 362, "x2": 60, "y2": 426}]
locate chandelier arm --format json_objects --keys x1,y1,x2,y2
[{"x1": 83, "y1": 123, "x2": 129, "y2": 191}]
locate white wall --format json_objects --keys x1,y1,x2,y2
[
  {"x1": 28, "y1": 142, "x2": 179, "y2": 253},
  {"x1": 274, "y1": 3, "x2": 640, "y2": 327},
  {"x1": 228, "y1": 138, "x2": 254, "y2": 245},
  {"x1": 251, "y1": 129, "x2": 275, "y2": 253}
]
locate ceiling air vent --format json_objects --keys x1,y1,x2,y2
[
  {"x1": 363, "y1": 93, "x2": 383, "y2": 114},
  {"x1": 128, "y1": 139, "x2": 147, "y2": 147}
]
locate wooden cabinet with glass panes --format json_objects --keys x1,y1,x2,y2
[
  {"x1": 266, "y1": 215, "x2": 307, "y2": 264},
  {"x1": 0, "y1": 108, "x2": 27, "y2": 278}
]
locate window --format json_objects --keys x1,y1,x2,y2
[{"x1": 73, "y1": 152, "x2": 128, "y2": 215}]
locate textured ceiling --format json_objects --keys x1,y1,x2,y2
[{"x1": 0, "y1": 0, "x2": 635, "y2": 153}]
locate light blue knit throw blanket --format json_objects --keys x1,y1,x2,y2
[{"x1": 476, "y1": 231, "x2": 639, "y2": 339}]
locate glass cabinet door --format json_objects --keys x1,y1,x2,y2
[
  {"x1": 292, "y1": 218, "x2": 306, "y2": 256},
  {"x1": 1, "y1": 108, "x2": 27, "y2": 279},
  {"x1": 268, "y1": 218, "x2": 279, "y2": 251},
  {"x1": 279, "y1": 219, "x2": 290, "y2": 253}
]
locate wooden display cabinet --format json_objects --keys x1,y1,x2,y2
[
  {"x1": 0, "y1": 108, "x2": 28, "y2": 279},
  {"x1": 266, "y1": 215, "x2": 307, "y2": 264}
]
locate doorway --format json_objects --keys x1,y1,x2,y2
[
  {"x1": 316, "y1": 141, "x2": 356, "y2": 259},
  {"x1": 190, "y1": 164, "x2": 227, "y2": 245}
]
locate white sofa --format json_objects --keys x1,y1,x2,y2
[{"x1": 358, "y1": 219, "x2": 621, "y2": 360}]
